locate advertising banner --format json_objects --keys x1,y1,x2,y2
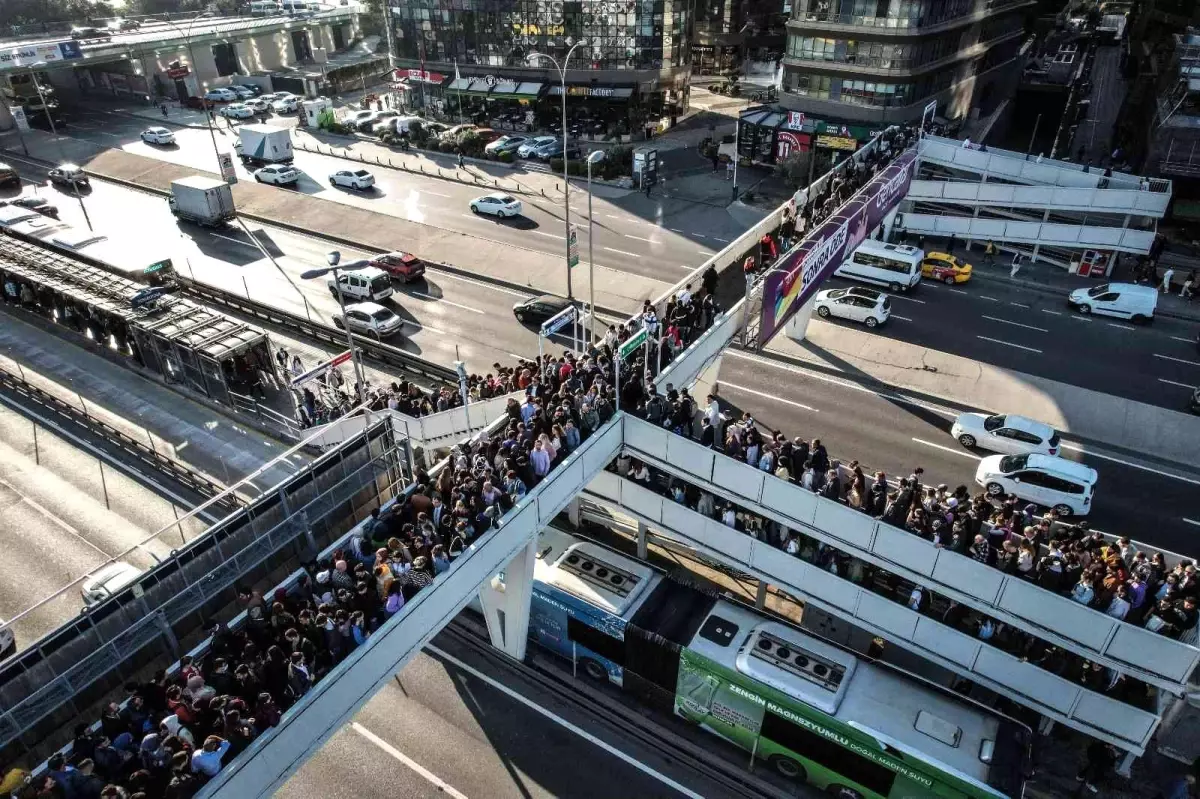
[
  {"x1": 758, "y1": 149, "x2": 916, "y2": 343},
  {"x1": 0, "y1": 41, "x2": 82, "y2": 69}
]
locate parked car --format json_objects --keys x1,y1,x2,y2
[
  {"x1": 439, "y1": 124, "x2": 478, "y2": 143},
  {"x1": 0, "y1": 162, "x2": 19, "y2": 187},
  {"x1": 921, "y1": 251, "x2": 972, "y2": 284},
  {"x1": 333, "y1": 301, "x2": 404, "y2": 339},
  {"x1": 244, "y1": 97, "x2": 271, "y2": 114},
  {"x1": 328, "y1": 169, "x2": 375, "y2": 191},
  {"x1": 237, "y1": 83, "x2": 264, "y2": 96},
  {"x1": 533, "y1": 139, "x2": 581, "y2": 161},
  {"x1": 220, "y1": 103, "x2": 255, "y2": 119},
  {"x1": 139, "y1": 126, "x2": 175, "y2": 145},
  {"x1": 81, "y1": 562, "x2": 143, "y2": 607},
  {"x1": 204, "y1": 87, "x2": 239, "y2": 103},
  {"x1": 271, "y1": 94, "x2": 300, "y2": 113},
  {"x1": 485, "y1": 135, "x2": 528, "y2": 155},
  {"x1": 1066, "y1": 282, "x2": 1157, "y2": 323},
  {"x1": 975, "y1": 453, "x2": 1097, "y2": 517},
  {"x1": 2, "y1": 196, "x2": 59, "y2": 218},
  {"x1": 517, "y1": 135, "x2": 557, "y2": 158},
  {"x1": 369, "y1": 251, "x2": 426, "y2": 283},
  {"x1": 812, "y1": 286, "x2": 891, "y2": 328},
  {"x1": 469, "y1": 193, "x2": 522, "y2": 218},
  {"x1": 950, "y1": 413, "x2": 1060, "y2": 455},
  {"x1": 48, "y1": 164, "x2": 89, "y2": 187},
  {"x1": 470, "y1": 127, "x2": 504, "y2": 146},
  {"x1": 230, "y1": 85, "x2": 256, "y2": 100},
  {"x1": 513, "y1": 294, "x2": 573, "y2": 325},
  {"x1": 253, "y1": 164, "x2": 301, "y2": 185}
]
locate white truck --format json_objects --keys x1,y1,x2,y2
[
  {"x1": 234, "y1": 124, "x2": 294, "y2": 167},
  {"x1": 168, "y1": 176, "x2": 235, "y2": 227}
]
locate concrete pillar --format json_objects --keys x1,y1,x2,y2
[
  {"x1": 637, "y1": 521, "x2": 648, "y2": 560},
  {"x1": 1037, "y1": 716, "x2": 1055, "y2": 735},
  {"x1": 755, "y1": 580, "x2": 768, "y2": 609},
  {"x1": 566, "y1": 497, "x2": 581, "y2": 527},
  {"x1": 1115, "y1": 748, "x2": 1136, "y2": 778},
  {"x1": 783, "y1": 294, "x2": 819, "y2": 344},
  {"x1": 880, "y1": 207, "x2": 898, "y2": 243},
  {"x1": 1031, "y1": 208, "x2": 1050, "y2": 264},
  {"x1": 477, "y1": 538, "x2": 538, "y2": 661}
]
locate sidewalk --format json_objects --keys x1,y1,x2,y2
[
  {"x1": 921, "y1": 237, "x2": 1200, "y2": 324},
  {"x1": 764, "y1": 322, "x2": 1200, "y2": 469}
]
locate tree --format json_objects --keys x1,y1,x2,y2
[{"x1": 775, "y1": 151, "x2": 812, "y2": 189}]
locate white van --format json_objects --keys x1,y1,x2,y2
[
  {"x1": 327, "y1": 266, "x2": 395, "y2": 303},
  {"x1": 1066, "y1": 282, "x2": 1157, "y2": 323},
  {"x1": 250, "y1": 0, "x2": 284, "y2": 15},
  {"x1": 975, "y1": 453, "x2": 1098, "y2": 517},
  {"x1": 834, "y1": 241, "x2": 923, "y2": 293}
]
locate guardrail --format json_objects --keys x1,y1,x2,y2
[
  {"x1": 0, "y1": 410, "x2": 404, "y2": 766},
  {"x1": 907, "y1": 178, "x2": 1173, "y2": 218},
  {"x1": 897, "y1": 212, "x2": 1157, "y2": 254},
  {"x1": 179, "y1": 279, "x2": 458, "y2": 386},
  {"x1": 0, "y1": 364, "x2": 241, "y2": 514},
  {"x1": 582, "y1": 473, "x2": 1163, "y2": 754},
  {"x1": 619, "y1": 414, "x2": 1200, "y2": 691}
]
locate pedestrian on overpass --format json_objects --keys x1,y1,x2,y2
[{"x1": 984, "y1": 241, "x2": 996, "y2": 265}]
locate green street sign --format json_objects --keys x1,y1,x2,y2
[{"x1": 618, "y1": 328, "x2": 647, "y2": 360}]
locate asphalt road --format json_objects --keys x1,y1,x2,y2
[
  {"x1": 814, "y1": 272, "x2": 1200, "y2": 414},
  {"x1": 718, "y1": 349, "x2": 1200, "y2": 556},
  {"x1": 280, "y1": 624, "x2": 796, "y2": 799},
  {"x1": 56, "y1": 108, "x2": 741, "y2": 284}
]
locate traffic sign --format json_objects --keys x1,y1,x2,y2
[
  {"x1": 10, "y1": 106, "x2": 28, "y2": 132},
  {"x1": 541, "y1": 305, "x2": 576, "y2": 336},
  {"x1": 618, "y1": 328, "x2": 647, "y2": 360},
  {"x1": 568, "y1": 226, "x2": 579, "y2": 268},
  {"x1": 218, "y1": 152, "x2": 238, "y2": 185}
]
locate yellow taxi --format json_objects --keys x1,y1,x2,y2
[{"x1": 921, "y1": 252, "x2": 973, "y2": 284}]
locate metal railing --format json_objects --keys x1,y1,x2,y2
[{"x1": 0, "y1": 405, "x2": 406, "y2": 766}]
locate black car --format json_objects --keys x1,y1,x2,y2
[
  {"x1": 534, "y1": 140, "x2": 582, "y2": 161},
  {"x1": 3, "y1": 197, "x2": 59, "y2": 218},
  {"x1": 48, "y1": 164, "x2": 89, "y2": 187},
  {"x1": 513, "y1": 294, "x2": 574, "y2": 325}
]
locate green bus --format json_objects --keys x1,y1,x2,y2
[{"x1": 519, "y1": 527, "x2": 1032, "y2": 799}]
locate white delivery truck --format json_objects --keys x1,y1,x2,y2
[
  {"x1": 234, "y1": 124, "x2": 294, "y2": 166},
  {"x1": 168, "y1": 175, "x2": 235, "y2": 226}
]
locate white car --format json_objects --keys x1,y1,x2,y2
[
  {"x1": 230, "y1": 85, "x2": 256, "y2": 100},
  {"x1": 517, "y1": 135, "x2": 557, "y2": 158},
  {"x1": 951, "y1": 413, "x2": 1061, "y2": 456},
  {"x1": 329, "y1": 169, "x2": 375, "y2": 190},
  {"x1": 220, "y1": 103, "x2": 255, "y2": 119},
  {"x1": 254, "y1": 164, "x2": 301, "y2": 185},
  {"x1": 204, "y1": 87, "x2": 239, "y2": 102},
  {"x1": 271, "y1": 94, "x2": 300, "y2": 113},
  {"x1": 975, "y1": 453, "x2": 1097, "y2": 517},
  {"x1": 140, "y1": 126, "x2": 175, "y2": 145},
  {"x1": 245, "y1": 97, "x2": 271, "y2": 114},
  {"x1": 81, "y1": 562, "x2": 143, "y2": 606},
  {"x1": 470, "y1": 193, "x2": 522, "y2": 218},
  {"x1": 813, "y1": 286, "x2": 891, "y2": 328},
  {"x1": 333, "y1": 301, "x2": 404, "y2": 339}
]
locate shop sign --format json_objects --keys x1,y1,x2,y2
[
  {"x1": 815, "y1": 134, "x2": 858, "y2": 151},
  {"x1": 0, "y1": 41, "x2": 82, "y2": 69},
  {"x1": 818, "y1": 122, "x2": 851, "y2": 136},
  {"x1": 786, "y1": 111, "x2": 805, "y2": 130},
  {"x1": 568, "y1": 85, "x2": 614, "y2": 97},
  {"x1": 484, "y1": 74, "x2": 518, "y2": 88},
  {"x1": 776, "y1": 130, "x2": 805, "y2": 159},
  {"x1": 165, "y1": 65, "x2": 190, "y2": 79},
  {"x1": 693, "y1": 45, "x2": 715, "y2": 53},
  {"x1": 399, "y1": 69, "x2": 444, "y2": 84}
]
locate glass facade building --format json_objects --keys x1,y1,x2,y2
[{"x1": 390, "y1": 0, "x2": 696, "y2": 120}]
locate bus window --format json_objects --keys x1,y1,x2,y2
[
  {"x1": 761, "y1": 711, "x2": 897, "y2": 796},
  {"x1": 566, "y1": 615, "x2": 625, "y2": 665}
]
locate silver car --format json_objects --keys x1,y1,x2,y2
[
  {"x1": 517, "y1": 135, "x2": 557, "y2": 158},
  {"x1": 334, "y1": 301, "x2": 404, "y2": 338}
]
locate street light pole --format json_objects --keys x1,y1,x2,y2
[
  {"x1": 529, "y1": 39, "x2": 588, "y2": 300},
  {"x1": 586, "y1": 149, "x2": 605, "y2": 345},
  {"x1": 300, "y1": 252, "x2": 369, "y2": 398},
  {"x1": 156, "y1": 12, "x2": 224, "y2": 174}
]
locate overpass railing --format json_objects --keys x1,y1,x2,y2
[
  {"x1": 907, "y1": 178, "x2": 1172, "y2": 218},
  {"x1": 897, "y1": 212, "x2": 1157, "y2": 254}
]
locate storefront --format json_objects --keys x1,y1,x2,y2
[
  {"x1": 691, "y1": 44, "x2": 740, "y2": 76},
  {"x1": 737, "y1": 107, "x2": 883, "y2": 165}
]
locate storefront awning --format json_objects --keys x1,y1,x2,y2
[{"x1": 445, "y1": 77, "x2": 493, "y2": 95}]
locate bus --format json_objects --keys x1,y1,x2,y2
[
  {"x1": 834, "y1": 240, "x2": 924, "y2": 293},
  {"x1": 517, "y1": 527, "x2": 1031, "y2": 799},
  {"x1": 1, "y1": 216, "x2": 176, "y2": 287}
]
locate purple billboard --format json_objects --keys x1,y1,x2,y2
[{"x1": 759, "y1": 149, "x2": 917, "y2": 343}]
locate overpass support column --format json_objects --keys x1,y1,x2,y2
[
  {"x1": 1031, "y1": 209, "x2": 1050, "y2": 264},
  {"x1": 477, "y1": 538, "x2": 538, "y2": 661},
  {"x1": 783, "y1": 294, "x2": 819, "y2": 344},
  {"x1": 755, "y1": 580, "x2": 768, "y2": 610},
  {"x1": 637, "y1": 521, "x2": 648, "y2": 560}
]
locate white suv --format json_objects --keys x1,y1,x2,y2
[
  {"x1": 334, "y1": 302, "x2": 404, "y2": 339},
  {"x1": 975, "y1": 453, "x2": 1097, "y2": 517}
]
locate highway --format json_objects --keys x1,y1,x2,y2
[
  {"x1": 58, "y1": 108, "x2": 739, "y2": 285},
  {"x1": 718, "y1": 348, "x2": 1200, "y2": 555}
]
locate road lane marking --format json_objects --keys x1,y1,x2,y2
[
  {"x1": 713, "y1": 237, "x2": 730, "y2": 242},
  {"x1": 429, "y1": 271, "x2": 528, "y2": 298},
  {"x1": 1058, "y1": 443, "x2": 1200, "y2": 487},
  {"x1": 693, "y1": 233, "x2": 706, "y2": 238},
  {"x1": 981, "y1": 315, "x2": 1049, "y2": 333},
  {"x1": 676, "y1": 265, "x2": 695, "y2": 270},
  {"x1": 1186, "y1": 518, "x2": 1200, "y2": 528},
  {"x1": 891, "y1": 315, "x2": 913, "y2": 321},
  {"x1": 978, "y1": 295, "x2": 1000, "y2": 302},
  {"x1": 976, "y1": 335, "x2": 1042, "y2": 353},
  {"x1": 207, "y1": 232, "x2": 259, "y2": 249},
  {"x1": 427, "y1": 644, "x2": 707, "y2": 799},
  {"x1": 1009, "y1": 302, "x2": 1031, "y2": 308},
  {"x1": 1171, "y1": 336, "x2": 1194, "y2": 344},
  {"x1": 421, "y1": 190, "x2": 452, "y2": 197},
  {"x1": 624, "y1": 234, "x2": 655, "y2": 243},
  {"x1": 351, "y1": 723, "x2": 469, "y2": 799},
  {"x1": 1041, "y1": 309, "x2": 1063, "y2": 316},
  {"x1": 911, "y1": 437, "x2": 981, "y2": 460},
  {"x1": 889, "y1": 295, "x2": 926, "y2": 304},
  {"x1": 409, "y1": 291, "x2": 483, "y2": 314},
  {"x1": 1107, "y1": 322, "x2": 1136, "y2": 330},
  {"x1": 1067, "y1": 314, "x2": 1094, "y2": 323},
  {"x1": 1159, "y1": 378, "x2": 1195, "y2": 389},
  {"x1": 948, "y1": 288, "x2": 968, "y2": 295},
  {"x1": 1155, "y1": 353, "x2": 1200, "y2": 367},
  {"x1": 603, "y1": 247, "x2": 641, "y2": 258},
  {"x1": 723, "y1": 382, "x2": 819, "y2": 412},
  {"x1": 668, "y1": 227, "x2": 685, "y2": 233},
  {"x1": 533, "y1": 231, "x2": 564, "y2": 239}
]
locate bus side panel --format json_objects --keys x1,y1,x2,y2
[{"x1": 530, "y1": 585, "x2": 628, "y2": 684}]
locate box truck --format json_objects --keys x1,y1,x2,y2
[
  {"x1": 169, "y1": 176, "x2": 235, "y2": 227},
  {"x1": 233, "y1": 124, "x2": 294, "y2": 166}
]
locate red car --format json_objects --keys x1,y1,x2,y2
[{"x1": 369, "y1": 251, "x2": 426, "y2": 283}]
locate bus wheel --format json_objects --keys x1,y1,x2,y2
[
  {"x1": 579, "y1": 658, "x2": 607, "y2": 681},
  {"x1": 769, "y1": 755, "x2": 807, "y2": 781},
  {"x1": 825, "y1": 785, "x2": 864, "y2": 799}
]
